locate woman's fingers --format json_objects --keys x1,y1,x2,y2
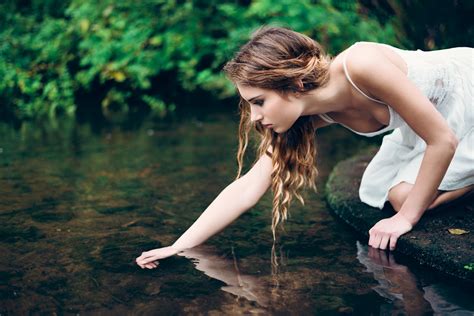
[
  {"x1": 369, "y1": 231, "x2": 399, "y2": 251},
  {"x1": 136, "y1": 254, "x2": 152, "y2": 263},
  {"x1": 379, "y1": 235, "x2": 390, "y2": 250},
  {"x1": 138, "y1": 260, "x2": 159, "y2": 269},
  {"x1": 136, "y1": 251, "x2": 153, "y2": 262},
  {"x1": 145, "y1": 262, "x2": 158, "y2": 269},
  {"x1": 369, "y1": 231, "x2": 391, "y2": 250},
  {"x1": 369, "y1": 232, "x2": 382, "y2": 249},
  {"x1": 136, "y1": 257, "x2": 153, "y2": 267},
  {"x1": 137, "y1": 256, "x2": 157, "y2": 265},
  {"x1": 374, "y1": 234, "x2": 382, "y2": 249},
  {"x1": 136, "y1": 251, "x2": 160, "y2": 268},
  {"x1": 136, "y1": 246, "x2": 179, "y2": 269},
  {"x1": 136, "y1": 250, "x2": 160, "y2": 264},
  {"x1": 389, "y1": 235, "x2": 398, "y2": 251},
  {"x1": 368, "y1": 231, "x2": 376, "y2": 247}
]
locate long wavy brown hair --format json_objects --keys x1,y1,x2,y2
[{"x1": 223, "y1": 26, "x2": 333, "y2": 241}]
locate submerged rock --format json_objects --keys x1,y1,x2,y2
[{"x1": 325, "y1": 152, "x2": 474, "y2": 283}]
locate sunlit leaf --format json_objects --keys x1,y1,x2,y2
[
  {"x1": 110, "y1": 71, "x2": 126, "y2": 82},
  {"x1": 79, "y1": 19, "x2": 90, "y2": 33},
  {"x1": 448, "y1": 228, "x2": 469, "y2": 235}
]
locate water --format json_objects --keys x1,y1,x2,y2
[{"x1": 1, "y1": 113, "x2": 473, "y2": 315}]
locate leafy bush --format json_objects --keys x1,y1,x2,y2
[{"x1": 0, "y1": 0, "x2": 397, "y2": 123}]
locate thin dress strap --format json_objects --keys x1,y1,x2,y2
[
  {"x1": 343, "y1": 43, "x2": 387, "y2": 105},
  {"x1": 319, "y1": 113, "x2": 336, "y2": 124},
  {"x1": 318, "y1": 42, "x2": 396, "y2": 137}
]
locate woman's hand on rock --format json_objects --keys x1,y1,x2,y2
[
  {"x1": 368, "y1": 213, "x2": 413, "y2": 251},
  {"x1": 136, "y1": 246, "x2": 179, "y2": 269}
]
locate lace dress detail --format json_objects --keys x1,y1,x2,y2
[{"x1": 335, "y1": 42, "x2": 474, "y2": 209}]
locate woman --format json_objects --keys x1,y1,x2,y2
[{"x1": 136, "y1": 26, "x2": 473, "y2": 269}]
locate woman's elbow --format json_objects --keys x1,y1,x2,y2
[
  {"x1": 447, "y1": 133, "x2": 459, "y2": 150},
  {"x1": 442, "y1": 132, "x2": 459, "y2": 153},
  {"x1": 429, "y1": 132, "x2": 458, "y2": 153}
]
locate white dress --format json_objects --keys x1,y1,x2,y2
[{"x1": 319, "y1": 41, "x2": 474, "y2": 209}]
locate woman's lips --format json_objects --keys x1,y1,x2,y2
[{"x1": 263, "y1": 124, "x2": 273, "y2": 128}]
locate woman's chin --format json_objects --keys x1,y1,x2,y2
[{"x1": 273, "y1": 126, "x2": 289, "y2": 134}]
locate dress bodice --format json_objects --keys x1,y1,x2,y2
[{"x1": 319, "y1": 41, "x2": 459, "y2": 137}]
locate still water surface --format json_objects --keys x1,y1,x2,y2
[{"x1": 1, "y1": 113, "x2": 473, "y2": 315}]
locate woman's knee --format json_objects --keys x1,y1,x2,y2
[{"x1": 388, "y1": 182, "x2": 413, "y2": 212}]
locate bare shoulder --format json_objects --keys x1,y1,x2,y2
[
  {"x1": 343, "y1": 42, "x2": 407, "y2": 81},
  {"x1": 345, "y1": 43, "x2": 388, "y2": 74},
  {"x1": 340, "y1": 42, "x2": 455, "y2": 145}
]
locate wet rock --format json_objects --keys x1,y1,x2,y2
[{"x1": 326, "y1": 153, "x2": 474, "y2": 283}]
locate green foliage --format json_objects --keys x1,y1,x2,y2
[
  {"x1": 0, "y1": 0, "x2": 397, "y2": 122},
  {"x1": 0, "y1": 11, "x2": 77, "y2": 119}
]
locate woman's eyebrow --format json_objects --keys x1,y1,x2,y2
[{"x1": 248, "y1": 94, "x2": 263, "y2": 103}]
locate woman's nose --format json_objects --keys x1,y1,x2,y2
[{"x1": 250, "y1": 106, "x2": 263, "y2": 122}]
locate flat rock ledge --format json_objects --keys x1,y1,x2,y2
[{"x1": 325, "y1": 151, "x2": 474, "y2": 283}]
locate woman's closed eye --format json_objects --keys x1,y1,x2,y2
[{"x1": 253, "y1": 99, "x2": 264, "y2": 106}]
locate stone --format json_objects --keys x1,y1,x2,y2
[{"x1": 325, "y1": 153, "x2": 474, "y2": 283}]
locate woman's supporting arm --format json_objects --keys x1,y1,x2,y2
[
  {"x1": 397, "y1": 138, "x2": 458, "y2": 224},
  {"x1": 136, "y1": 151, "x2": 272, "y2": 268},
  {"x1": 368, "y1": 137, "x2": 457, "y2": 250},
  {"x1": 345, "y1": 43, "x2": 460, "y2": 250}
]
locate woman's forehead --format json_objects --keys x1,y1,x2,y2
[{"x1": 237, "y1": 84, "x2": 267, "y2": 100}]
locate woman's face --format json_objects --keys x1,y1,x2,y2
[{"x1": 236, "y1": 84, "x2": 304, "y2": 133}]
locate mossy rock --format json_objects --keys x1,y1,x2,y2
[{"x1": 325, "y1": 152, "x2": 474, "y2": 283}]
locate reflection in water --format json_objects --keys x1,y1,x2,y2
[
  {"x1": 356, "y1": 241, "x2": 474, "y2": 315},
  {"x1": 1, "y1": 118, "x2": 474, "y2": 314},
  {"x1": 423, "y1": 284, "x2": 474, "y2": 315},
  {"x1": 356, "y1": 241, "x2": 432, "y2": 314},
  {"x1": 178, "y1": 245, "x2": 269, "y2": 308}
]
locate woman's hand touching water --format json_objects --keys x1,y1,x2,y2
[
  {"x1": 368, "y1": 213, "x2": 413, "y2": 250},
  {"x1": 136, "y1": 246, "x2": 180, "y2": 269}
]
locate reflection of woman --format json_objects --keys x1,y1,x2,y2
[
  {"x1": 356, "y1": 241, "x2": 474, "y2": 315},
  {"x1": 137, "y1": 26, "x2": 473, "y2": 269},
  {"x1": 356, "y1": 241, "x2": 432, "y2": 314},
  {"x1": 177, "y1": 246, "x2": 269, "y2": 307}
]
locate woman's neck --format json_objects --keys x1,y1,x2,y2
[{"x1": 300, "y1": 56, "x2": 352, "y2": 116}]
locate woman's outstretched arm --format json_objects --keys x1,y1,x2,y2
[{"x1": 136, "y1": 150, "x2": 273, "y2": 269}]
